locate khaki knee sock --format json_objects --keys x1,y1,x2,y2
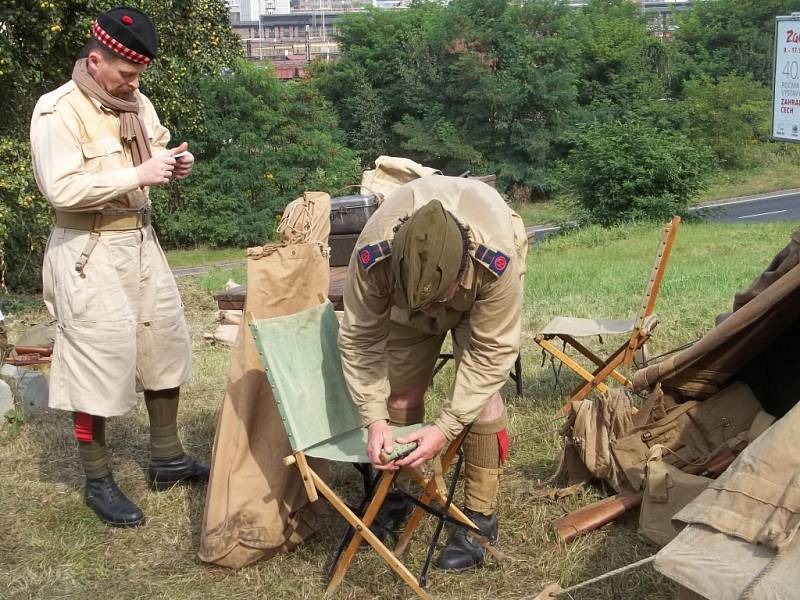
[
  {"x1": 388, "y1": 404, "x2": 425, "y2": 492},
  {"x1": 144, "y1": 387, "x2": 184, "y2": 461},
  {"x1": 463, "y1": 410, "x2": 508, "y2": 515},
  {"x1": 74, "y1": 413, "x2": 110, "y2": 480}
]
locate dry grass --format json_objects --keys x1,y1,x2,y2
[{"x1": 1, "y1": 220, "x2": 798, "y2": 599}]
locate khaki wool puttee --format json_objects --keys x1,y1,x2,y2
[
  {"x1": 75, "y1": 414, "x2": 111, "y2": 480},
  {"x1": 463, "y1": 409, "x2": 507, "y2": 515},
  {"x1": 391, "y1": 200, "x2": 463, "y2": 311},
  {"x1": 145, "y1": 387, "x2": 184, "y2": 460}
]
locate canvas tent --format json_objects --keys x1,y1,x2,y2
[{"x1": 630, "y1": 229, "x2": 800, "y2": 599}]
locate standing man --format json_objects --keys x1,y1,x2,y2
[
  {"x1": 339, "y1": 175, "x2": 527, "y2": 570},
  {"x1": 30, "y1": 7, "x2": 208, "y2": 528}
]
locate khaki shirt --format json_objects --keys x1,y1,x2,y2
[
  {"x1": 339, "y1": 176, "x2": 528, "y2": 440},
  {"x1": 30, "y1": 80, "x2": 169, "y2": 212}
]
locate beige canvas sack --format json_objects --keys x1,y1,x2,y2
[
  {"x1": 198, "y1": 193, "x2": 331, "y2": 568},
  {"x1": 554, "y1": 388, "x2": 635, "y2": 492}
]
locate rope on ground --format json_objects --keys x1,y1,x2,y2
[{"x1": 530, "y1": 555, "x2": 657, "y2": 599}]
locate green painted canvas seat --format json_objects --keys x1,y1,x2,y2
[{"x1": 248, "y1": 300, "x2": 422, "y2": 462}]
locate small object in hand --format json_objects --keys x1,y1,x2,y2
[
  {"x1": 172, "y1": 150, "x2": 189, "y2": 159},
  {"x1": 379, "y1": 442, "x2": 418, "y2": 464}
]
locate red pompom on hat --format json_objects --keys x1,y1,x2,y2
[{"x1": 92, "y1": 6, "x2": 158, "y2": 64}]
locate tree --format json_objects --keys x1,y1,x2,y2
[
  {"x1": 569, "y1": 120, "x2": 712, "y2": 225},
  {"x1": 313, "y1": 0, "x2": 579, "y2": 197},
  {"x1": 0, "y1": 1, "x2": 240, "y2": 137},
  {"x1": 151, "y1": 61, "x2": 362, "y2": 248},
  {"x1": 571, "y1": 0, "x2": 674, "y2": 113},
  {"x1": 674, "y1": 0, "x2": 800, "y2": 86}
]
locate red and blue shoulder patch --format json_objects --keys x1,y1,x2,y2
[
  {"x1": 475, "y1": 244, "x2": 511, "y2": 276},
  {"x1": 357, "y1": 240, "x2": 392, "y2": 270}
]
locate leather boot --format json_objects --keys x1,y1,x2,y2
[
  {"x1": 148, "y1": 453, "x2": 210, "y2": 491},
  {"x1": 84, "y1": 475, "x2": 145, "y2": 528},
  {"x1": 434, "y1": 509, "x2": 497, "y2": 571},
  {"x1": 369, "y1": 491, "x2": 414, "y2": 547}
]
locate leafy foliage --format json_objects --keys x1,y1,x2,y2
[
  {"x1": 679, "y1": 75, "x2": 771, "y2": 167},
  {"x1": 0, "y1": 137, "x2": 51, "y2": 291},
  {"x1": 313, "y1": 0, "x2": 579, "y2": 197},
  {"x1": 572, "y1": 0, "x2": 674, "y2": 113},
  {"x1": 151, "y1": 61, "x2": 361, "y2": 248},
  {"x1": 674, "y1": 0, "x2": 800, "y2": 85},
  {"x1": 568, "y1": 120, "x2": 712, "y2": 225}
]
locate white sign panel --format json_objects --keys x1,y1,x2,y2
[{"x1": 772, "y1": 16, "x2": 800, "y2": 142}]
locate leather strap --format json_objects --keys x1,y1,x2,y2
[{"x1": 55, "y1": 207, "x2": 151, "y2": 231}]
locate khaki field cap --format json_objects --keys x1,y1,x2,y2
[{"x1": 391, "y1": 200, "x2": 463, "y2": 310}]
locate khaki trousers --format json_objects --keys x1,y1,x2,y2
[{"x1": 43, "y1": 225, "x2": 191, "y2": 416}]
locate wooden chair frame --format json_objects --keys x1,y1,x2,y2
[
  {"x1": 534, "y1": 216, "x2": 681, "y2": 416},
  {"x1": 285, "y1": 427, "x2": 504, "y2": 599},
  {"x1": 248, "y1": 302, "x2": 502, "y2": 599}
]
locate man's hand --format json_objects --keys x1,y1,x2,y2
[
  {"x1": 367, "y1": 420, "x2": 399, "y2": 471},
  {"x1": 172, "y1": 143, "x2": 194, "y2": 180},
  {"x1": 136, "y1": 143, "x2": 186, "y2": 187},
  {"x1": 394, "y1": 425, "x2": 447, "y2": 470}
]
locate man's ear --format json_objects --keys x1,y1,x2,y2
[{"x1": 86, "y1": 50, "x2": 102, "y2": 74}]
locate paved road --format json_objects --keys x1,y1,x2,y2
[{"x1": 690, "y1": 190, "x2": 800, "y2": 223}]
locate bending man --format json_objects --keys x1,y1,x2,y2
[{"x1": 338, "y1": 175, "x2": 527, "y2": 570}]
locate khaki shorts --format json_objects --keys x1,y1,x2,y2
[
  {"x1": 387, "y1": 316, "x2": 470, "y2": 393},
  {"x1": 43, "y1": 225, "x2": 192, "y2": 417}
]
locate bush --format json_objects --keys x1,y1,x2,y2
[
  {"x1": 0, "y1": 137, "x2": 51, "y2": 291},
  {"x1": 569, "y1": 120, "x2": 712, "y2": 225},
  {"x1": 679, "y1": 75, "x2": 770, "y2": 168},
  {"x1": 151, "y1": 61, "x2": 362, "y2": 248}
]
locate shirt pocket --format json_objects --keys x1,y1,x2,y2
[{"x1": 81, "y1": 137, "x2": 124, "y2": 173}]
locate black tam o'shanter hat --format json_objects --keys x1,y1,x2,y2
[{"x1": 92, "y1": 7, "x2": 158, "y2": 64}]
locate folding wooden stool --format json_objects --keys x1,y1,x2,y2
[{"x1": 534, "y1": 216, "x2": 681, "y2": 416}]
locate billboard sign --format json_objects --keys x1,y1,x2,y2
[{"x1": 772, "y1": 14, "x2": 800, "y2": 142}]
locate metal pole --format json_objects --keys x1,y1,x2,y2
[
  {"x1": 305, "y1": 25, "x2": 311, "y2": 62},
  {"x1": 258, "y1": 0, "x2": 263, "y2": 60},
  {"x1": 321, "y1": 0, "x2": 326, "y2": 42}
]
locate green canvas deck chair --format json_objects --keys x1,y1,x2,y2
[
  {"x1": 534, "y1": 216, "x2": 681, "y2": 417},
  {"x1": 248, "y1": 301, "x2": 502, "y2": 599}
]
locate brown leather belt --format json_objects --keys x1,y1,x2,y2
[{"x1": 55, "y1": 207, "x2": 151, "y2": 231}]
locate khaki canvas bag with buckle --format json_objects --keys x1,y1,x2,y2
[
  {"x1": 638, "y1": 445, "x2": 710, "y2": 547},
  {"x1": 611, "y1": 381, "x2": 762, "y2": 491}
]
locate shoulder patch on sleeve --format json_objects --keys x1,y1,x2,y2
[
  {"x1": 357, "y1": 240, "x2": 392, "y2": 270},
  {"x1": 475, "y1": 244, "x2": 511, "y2": 276}
]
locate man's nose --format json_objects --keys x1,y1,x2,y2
[{"x1": 129, "y1": 77, "x2": 140, "y2": 90}]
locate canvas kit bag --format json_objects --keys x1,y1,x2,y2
[
  {"x1": 198, "y1": 192, "x2": 331, "y2": 568},
  {"x1": 610, "y1": 381, "x2": 762, "y2": 492}
]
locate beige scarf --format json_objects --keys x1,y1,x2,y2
[{"x1": 72, "y1": 58, "x2": 153, "y2": 167}]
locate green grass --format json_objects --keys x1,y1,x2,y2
[
  {"x1": 697, "y1": 144, "x2": 800, "y2": 203},
  {"x1": 509, "y1": 195, "x2": 578, "y2": 226},
  {"x1": 164, "y1": 246, "x2": 245, "y2": 269},
  {"x1": 1, "y1": 220, "x2": 798, "y2": 599}
]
